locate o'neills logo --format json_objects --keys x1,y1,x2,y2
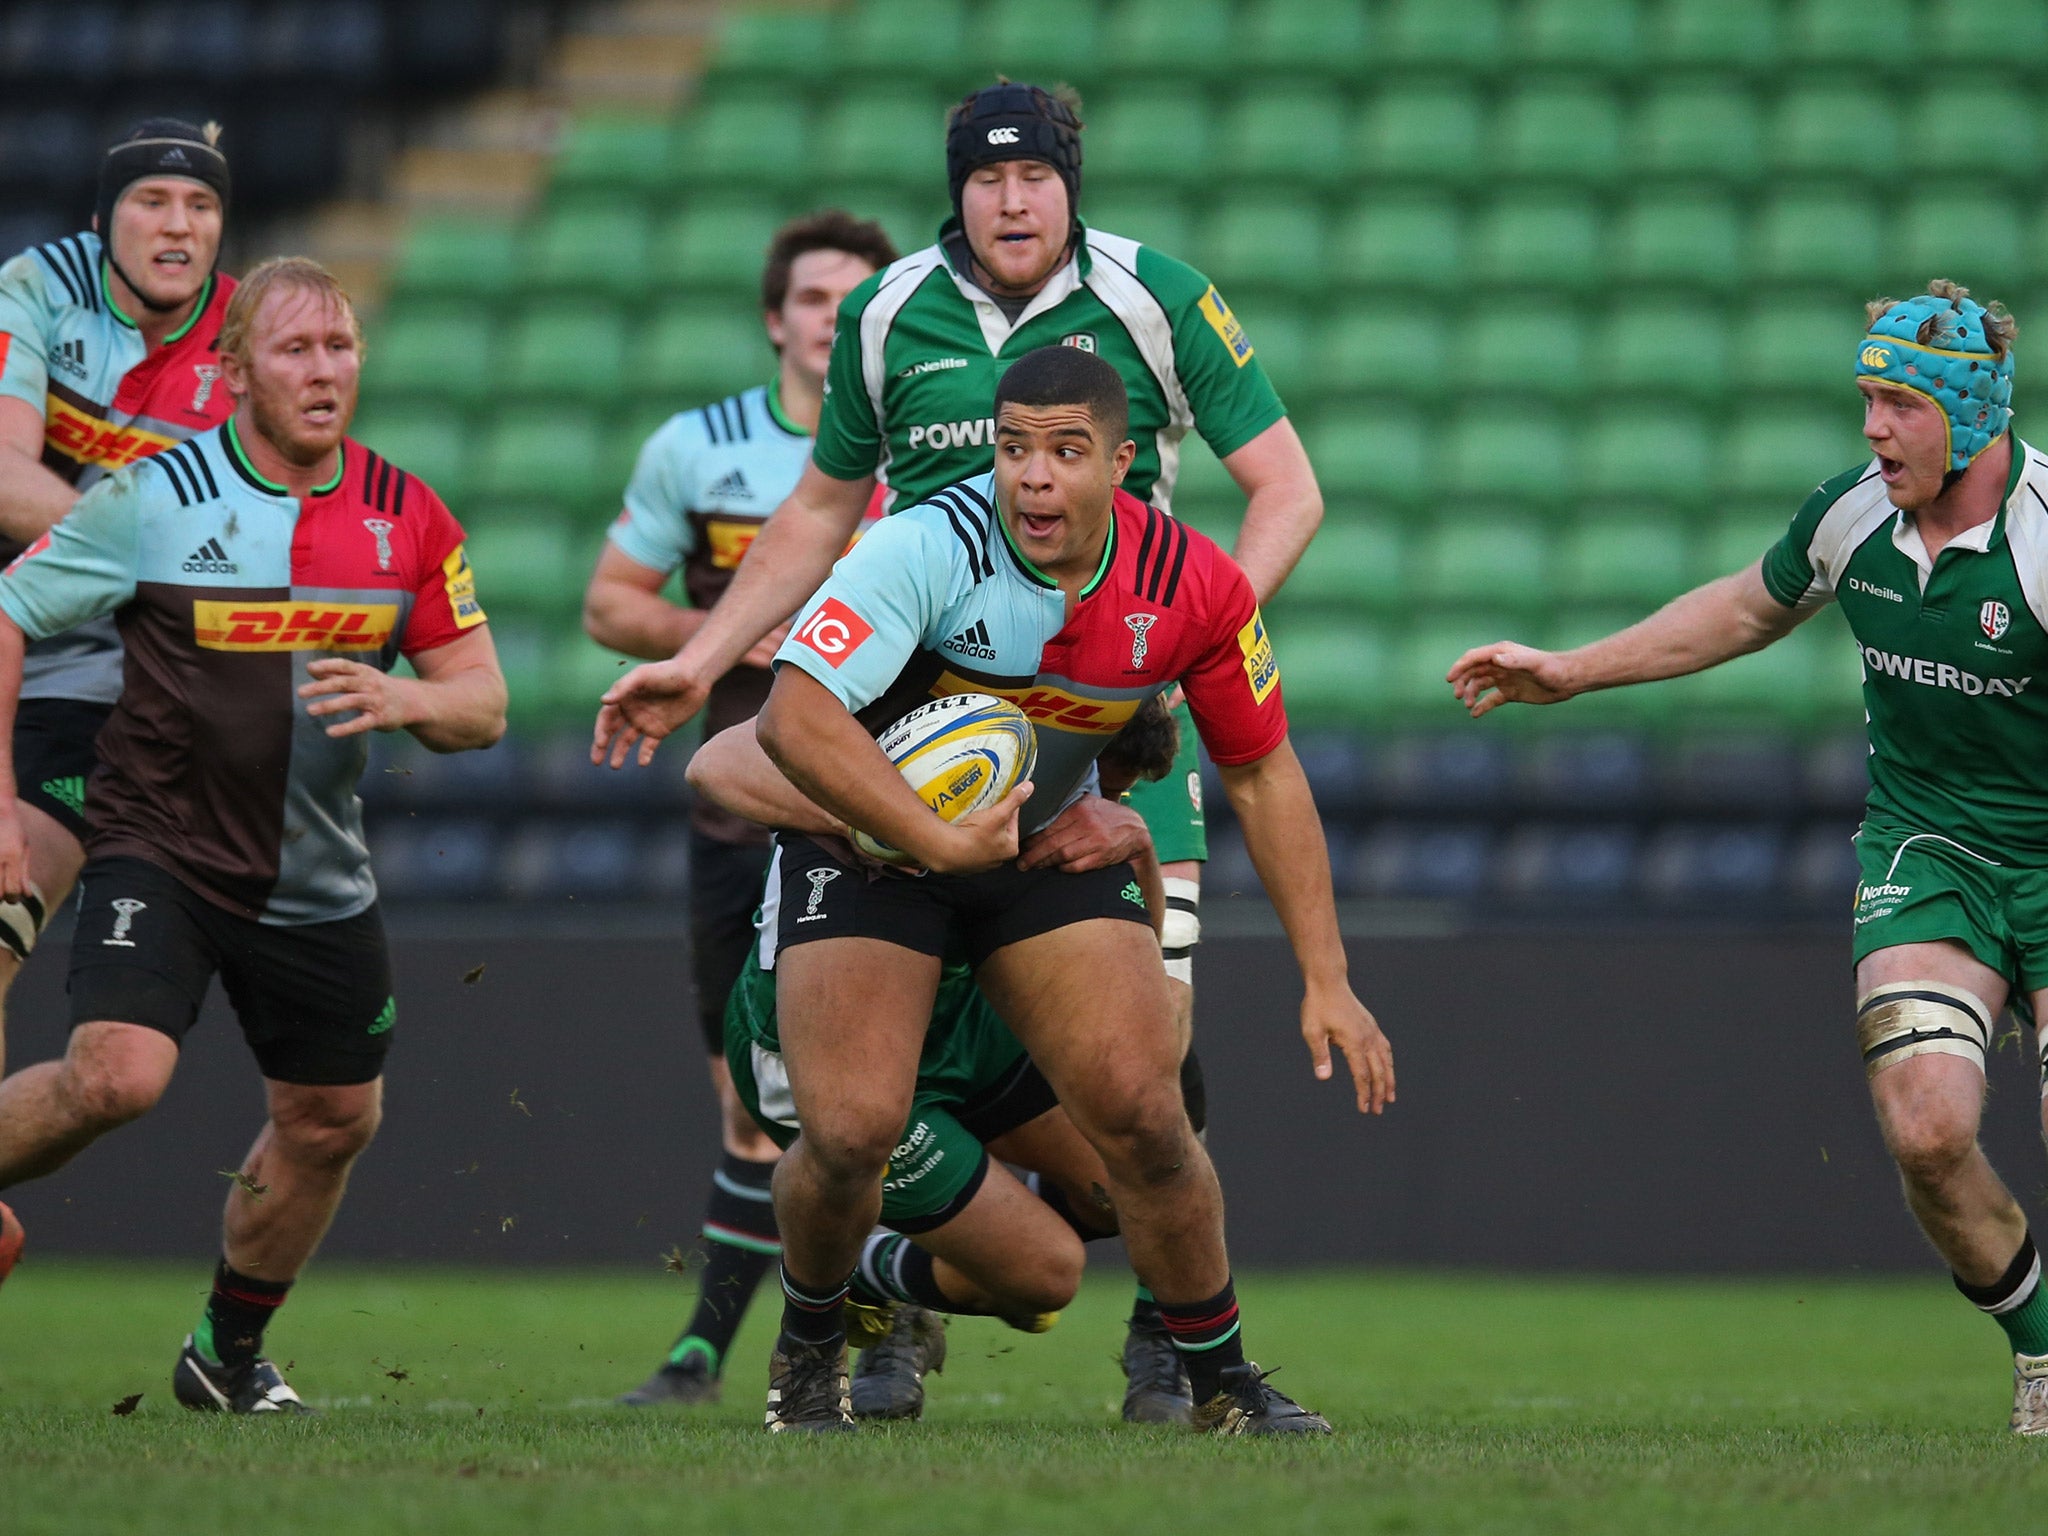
[
  {"x1": 1848, "y1": 576, "x2": 1905, "y2": 603},
  {"x1": 1861, "y1": 645, "x2": 2032, "y2": 697}
]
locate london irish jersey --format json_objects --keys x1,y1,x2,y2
[
  {"x1": 1762, "y1": 441, "x2": 2048, "y2": 859},
  {"x1": 0, "y1": 419, "x2": 487, "y2": 923},
  {"x1": 774, "y1": 473, "x2": 1287, "y2": 837},
  {"x1": 0, "y1": 230, "x2": 236, "y2": 703},
  {"x1": 812, "y1": 222, "x2": 1284, "y2": 511}
]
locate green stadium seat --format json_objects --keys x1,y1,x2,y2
[
  {"x1": 474, "y1": 407, "x2": 606, "y2": 509},
  {"x1": 1085, "y1": 90, "x2": 1211, "y2": 191},
  {"x1": 1351, "y1": 85, "x2": 1485, "y2": 187},
  {"x1": 1281, "y1": 522, "x2": 1405, "y2": 611},
  {"x1": 1217, "y1": 88, "x2": 1349, "y2": 188},
  {"x1": 668, "y1": 89, "x2": 810, "y2": 192},
  {"x1": 1240, "y1": 0, "x2": 1370, "y2": 80},
  {"x1": 392, "y1": 218, "x2": 519, "y2": 301},
  {"x1": 1411, "y1": 517, "x2": 1553, "y2": 608},
  {"x1": 1899, "y1": 192, "x2": 2025, "y2": 292},
  {"x1": 501, "y1": 304, "x2": 626, "y2": 406},
  {"x1": 707, "y1": 7, "x2": 835, "y2": 84},
  {"x1": 1493, "y1": 84, "x2": 1624, "y2": 185},
  {"x1": 851, "y1": 195, "x2": 945, "y2": 254},
  {"x1": 1784, "y1": 0, "x2": 1915, "y2": 70},
  {"x1": 549, "y1": 115, "x2": 673, "y2": 196},
  {"x1": 814, "y1": 89, "x2": 945, "y2": 191},
  {"x1": 1630, "y1": 84, "x2": 1762, "y2": 183},
  {"x1": 461, "y1": 512, "x2": 580, "y2": 618},
  {"x1": 1470, "y1": 194, "x2": 1602, "y2": 292},
  {"x1": 1329, "y1": 197, "x2": 1463, "y2": 291},
  {"x1": 1516, "y1": 0, "x2": 1641, "y2": 71},
  {"x1": 1310, "y1": 299, "x2": 1446, "y2": 399},
  {"x1": 1767, "y1": 87, "x2": 1899, "y2": 180},
  {"x1": 1169, "y1": 438, "x2": 1238, "y2": 518},
  {"x1": 1678, "y1": 630, "x2": 1825, "y2": 722},
  {"x1": 1578, "y1": 407, "x2": 1710, "y2": 503},
  {"x1": 1267, "y1": 620, "x2": 1388, "y2": 726},
  {"x1": 348, "y1": 407, "x2": 471, "y2": 504},
  {"x1": 1103, "y1": 0, "x2": 1237, "y2": 81},
  {"x1": 630, "y1": 304, "x2": 774, "y2": 400},
  {"x1": 1696, "y1": 510, "x2": 1799, "y2": 581},
  {"x1": 839, "y1": 0, "x2": 971, "y2": 85},
  {"x1": 1926, "y1": 0, "x2": 2048, "y2": 67},
  {"x1": 1554, "y1": 516, "x2": 1692, "y2": 606},
  {"x1": 1235, "y1": 302, "x2": 1310, "y2": 393},
  {"x1": 1728, "y1": 409, "x2": 1865, "y2": 501},
  {"x1": 526, "y1": 199, "x2": 650, "y2": 299},
  {"x1": 1443, "y1": 406, "x2": 1573, "y2": 503},
  {"x1": 1589, "y1": 300, "x2": 1730, "y2": 401},
  {"x1": 369, "y1": 306, "x2": 497, "y2": 406},
  {"x1": 1905, "y1": 88, "x2": 2038, "y2": 182},
  {"x1": 982, "y1": 0, "x2": 1102, "y2": 84},
  {"x1": 1302, "y1": 407, "x2": 1431, "y2": 504},
  {"x1": 490, "y1": 620, "x2": 552, "y2": 724},
  {"x1": 1462, "y1": 300, "x2": 1586, "y2": 398},
  {"x1": 1752, "y1": 192, "x2": 1882, "y2": 288},
  {"x1": 1736, "y1": 297, "x2": 1863, "y2": 396},
  {"x1": 1388, "y1": 616, "x2": 1516, "y2": 719},
  {"x1": 1612, "y1": 193, "x2": 1742, "y2": 290},
  {"x1": 648, "y1": 196, "x2": 787, "y2": 297},
  {"x1": 1645, "y1": 0, "x2": 1778, "y2": 72},
  {"x1": 1378, "y1": 0, "x2": 1504, "y2": 70},
  {"x1": 1197, "y1": 200, "x2": 1325, "y2": 298},
  {"x1": 1085, "y1": 193, "x2": 1191, "y2": 253},
  {"x1": 550, "y1": 634, "x2": 636, "y2": 721}
]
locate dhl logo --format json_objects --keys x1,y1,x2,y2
[
  {"x1": 1860, "y1": 343, "x2": 1893, "y2": 369},
  {"x1": 939, "y1": 673, "x2": 1139, "y2": 734},
  {"x1": 45, "y1": 397, "x2": 177, "y2": 470},
  {"x1": 193, "y1": 600, "x2": 398, "y2": 652},
  {"x1": 706, "y1": 520, "x2": 758, "y2": 570}
]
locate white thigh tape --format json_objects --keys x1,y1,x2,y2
[
  {"x1": 0, "y1": 882, "x2": 47, "y2": 963},
  {"x1": 1160, "y1": 875, "x2": 1199, "y2": 985},
  {"x1": 1855, "y1": 980, "x2": 1994, "y2": 1080}
]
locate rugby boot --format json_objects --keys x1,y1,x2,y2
[
  {"x1": 0, "y1": 1201, "x2": 22, "y2": 1287},
  {"x1": 1121, "y1": 1312, "x2": 1194, "y2": 1424},
  {"x1": 764, "y1": 1337, "x2": 854, "y2": 1433},
  {"x1": 173, "y1": 1336, "x2": 314, "y2": 1414},
  {"x1": 618, "y1": 1351, "x2": 719, "y2": 1407},
  {"x1": 850, "y1": 1303, "x2": 946, "y2": 1421},
  {"x1": 1191, "y1": 1362, "x2": 1332, "y2": 1436},
  {"x1": 2012, "y1": 1352, "x2": 2048, "y2": 1436},
  {"x1": 843, "y1": 1296, "x2": 897, "y2": 1351}
]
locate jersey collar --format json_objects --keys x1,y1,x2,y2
[
  {"x1": 223, "y1": 416, "x2": 345, "y2": 499},
  {"x1": 994, "y1": 492, "x2": 1118, "y2": 601},
  {"x1": 936, "y1": 218, "x2": 1090, "y2": 356},
  {"x1": 100, "y1": 262, "x2": 215, "y2": 346},
  {"x1": 764, "y1": 376, "x2": 806, "y2": 438}
]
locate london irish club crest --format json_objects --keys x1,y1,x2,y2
[{"x1": 1982, "y1": 600, "x2": 2011, "y2": 641}]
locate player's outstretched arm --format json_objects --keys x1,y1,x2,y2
[
  {"x1": 0, "y1": 616, "x2": 31, "y2": 899},
  {"x1": 301, "y1": 628, "x2": 506, "y2": 752},
  {"x1": 0, "y1": 398, "x2": 75, "y2": 547},
  {"x1": 686, "y1": 719, "x2": 845, "y2": 837},
  {"x1": 1218, "y1": 736, "x2": 1394, "y2": 1115},
  {"x1": 1221, "y1": 418, "x2": 1323, "y2": 607},
  {"x1": 1447, "y1": 560, "x2": 1802, "y2": 719}
]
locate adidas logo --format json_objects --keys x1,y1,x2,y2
[
  {"x1": 946, "y1": 619, "x2": 997, "y2": 662},
  {"x1": 706, "y1": 468, "x2": 753, "y2": 500},
  {"x1": 161, "y1": 146, "x2": 190, "y2": 166},
  {"x1": 181, "y1": 537, "x2": 237, "y2": 575},
  {"x1": 48, "y1": 338, "x2": 86, "y2": 380}
]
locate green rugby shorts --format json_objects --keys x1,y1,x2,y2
[{"x1": 1852, "y1": 817, "x2": 2048, "y2": 990}]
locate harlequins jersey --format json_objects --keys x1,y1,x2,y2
[
  {"x1": 0, "y1": 419, "x2": 487, "y2": 923},
  {"x1": 776, "y1": 473, "x2": 1286, "y2": 836},
  {"x1": 0, "y1": 230, "x2": 236, "y2": 703}
]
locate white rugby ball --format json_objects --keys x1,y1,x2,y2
[{"x1": 851, "y1": 693, "x2": 1037, "y2": 865}]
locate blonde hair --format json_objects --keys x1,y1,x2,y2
[
  {"x1": 1866, "y1": 278, "x2": 2017, "y2": 360},
  {"x1": 218, "y1": 256, "x2": 364, "y2": 366}
]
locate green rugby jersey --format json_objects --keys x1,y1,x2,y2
[
  {"x1": 1761, "y1": 442, "x2": 2048, "y2": 859},
  {"x1": 812, "y1": 222, "x2": 1284, "y2": 511}
]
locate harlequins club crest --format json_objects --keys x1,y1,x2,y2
[
  {"x1": 190, "y1": 363, "x2": 220, "y2": 412},
  {"x1": 1982, "y1": 600, "x2": 2011, "y2": 641},
  {"x1": 1124, "y1": 613, "x2": 1157, "y2": 670}
]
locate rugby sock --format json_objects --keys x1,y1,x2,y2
[
  {"x1": 1955, "y1": 1231, "x2": 2048, "y2": 1357},
  {"x1": 669, "y1": 1153, "x2": 780, "y2": 1376},
  {"x1": 1158, "y1": 1278, "x2": 1246, "y2": 1405},
  {"x1": 196, "y1": 1257, "x2": 292, "y2": 1369},
  {"x1": 778, "y1": 1264, "x2": 851, "y2": 1349},
  {"x1": 1179, "y1": 1049, "x2": 1208, "y2": 1136},
  {"x1": 853, "y1": 1231, "x2": 963, "y2": 1312}
]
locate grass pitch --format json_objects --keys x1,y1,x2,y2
[{"x1": 3, "y1": 1262, "x2": 2045, "y2": 1534}]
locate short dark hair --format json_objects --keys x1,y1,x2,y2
[
  {"x1": 761, "y1": 209, "x2": 898, "y2": 314},
  {"x1": 993, "y1": 344, "x2": 1130, "y2": 444}
]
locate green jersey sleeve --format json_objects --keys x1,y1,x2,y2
[
  {"x1": 1136, "y1": 247, "x2": 1286, "y2": 460},
  {"x1": 1760, "y1": 464, "x2": 1874, "y2": 610},
  {"x1": 0, "y1": 459, "x2": 145, "y2": 638},
  {"x1": 810, "y1": 273, "x2": 888, "y2": 484},
  {"x1": 0, "y1": 249, "x2": 55, "y2": 414}
]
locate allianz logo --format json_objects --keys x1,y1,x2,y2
[
  {"x1": 908, "y1": 417, "x2": 997, "y2": 450},
  {"x1": 1860, "y1": 645, "x2": 2032, "y2": 696},
  {"x1": 1848, "y1": 576, "x2": 1905, "y2": 603}
]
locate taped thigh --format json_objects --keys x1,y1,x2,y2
[
  {"x1": 0, "y1": 882, "x2": 46, "y2": 963},
  {"x1": 1855, "y1": 979, "x2": 1995, "y2": 1080},
  {"x1": 1161, "y1": 876, "x2": 1199, "y2": 985}
]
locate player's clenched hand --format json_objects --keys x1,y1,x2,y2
[
  {"x1": 1446, "y1": 641, "x2": 1576, "y2": 718},
  {"x1": 923, "y1": 781, "x2": 1033, "y2": 875},
  {"x1": 1301, "y1": 982, "x2": 1395, "y2": 1115},
  {"x1": 0, "y1": 800, "x2": 29, "y2": 903},
  {"x1": 300, "y1": 658, "x2": 416, "y2": 737},
  {"x1": 593, "y1": 658, "x2": 712, "y2": 769},
  {"x1": 1017, "y1": 795, "x2": 1150, "y2": 873}
]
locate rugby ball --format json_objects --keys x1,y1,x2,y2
[{"x1": 850, "y1": 693, "x2": 1037, "y2": 865}]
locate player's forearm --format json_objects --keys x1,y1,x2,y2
[
  {"x1": 0, "y1": 446, "x2": 77, "y2": 547},
  {"x1": 1558, "y1": 567, "x2": 1796, "y2": 696},
  {"x1": 582, "y1": 579, "x2": 705, "y2": 661},
  {"x1": 676, "y1": 489, "x2": 859, "y2": 683},
  {"x1": 686, "y1": 721, "x2": 845, "y2": 837},
  {"x1": 402, "y1": 664, "x2": 507, "y2": 753},
  {"x1": 1221, "y1": 741, "x2": 1348, "y2": 991}
]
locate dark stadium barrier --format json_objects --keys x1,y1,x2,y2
[{"x1": 10, "y1": 912, "x2": 2043, "y2": 1275}]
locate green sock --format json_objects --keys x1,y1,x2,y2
[
  {"x1": 2000, "y1": 1282, "x2": 2048, "y2": 1357},
  {"x1": 666, "y1": 1336, "x2": 718, "y2": 1372},
  {"x1": 1956, "y1": 1234, "x2": 2048, "y2": 1356}
]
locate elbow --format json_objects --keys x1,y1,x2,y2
[{"x1": 580, "y1": 586, "x2": 618, "y2": 648}]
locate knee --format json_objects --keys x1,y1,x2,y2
[
  {"x1": 1081, "y1": 1078, "x2": 1195, "y2": 1186},
  {"x1": 799, "y1": 1114, "x2": 901, "y2": 1185},
  {"x1": 273, "y1": 1095, "x2": 383, "y2": 1166},
  {"x1": 1883, "y1": 1102, "x2": 1979, "y2": 1185},
  {"x1": 63, "y1": 1050, "x2": 169, "y2": 1130},
  {"x1": 1011, "y1": 1232, "x2": 1084, "y2": 1313}
]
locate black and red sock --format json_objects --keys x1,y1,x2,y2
[
  {"x1": 1157, "y1": 1277, "x2": 1245, "y2": 1404},
  {"x1": 778, "y1": 1263, "x2": 850, "y2": 1349},
  {"x1": 196, "y1": 1257, "x2": 292, "y2": 1369}
]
